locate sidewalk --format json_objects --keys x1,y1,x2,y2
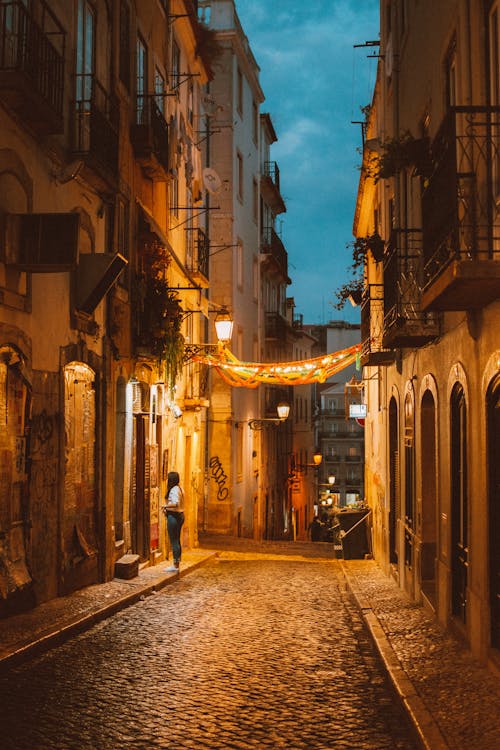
[
  {"x1": 342, "y1": 559, "x2": 500, "y2": 750},
  {"x1": 0, "y1": 548, "x2": 217, "y2": 673},
  {"x1": 0, "y1": 540, "x2": 499, "y2": 750}
]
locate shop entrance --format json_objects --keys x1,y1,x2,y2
[
  {"x1": 487, "y1": 374, "x2": 500, "y2": 650},
  {"x1": 421, "y1": 390, "x2": 437, "y2": 607},
  {"x1": 451, "y1": 383, "x2": 468, "y2": 624}
]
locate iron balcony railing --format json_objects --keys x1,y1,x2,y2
[
  {"x1": 265, "y1": 311, "x2": 289, "y2": 340},
  {"x1": 264, "y1": 160, "x2": 281, "y2": 192},
  {"x1": 0, "y1": 0, "x2": 65, "y2": 121},
  {"x1": 422, "y1": 106, "x2": 500, "y2": 288},
  {"x1": 186, "y1": 227, "x2": 209, "y2": 279},
  {"x1": 261, "y1": 226, "x2": 288, "y2": 278},
  {"x1": 360, "y1": 284, "x2": 394, "y2": 365},
  {"x1": 133, "y1": 94, "x2": 169, "y2": 174},
  {"x1": 73, "y1": 73, "x2": 119, "y2": 180},
  {"x1": 383, "y1": 228, "x2": 439, "y2": 346}
]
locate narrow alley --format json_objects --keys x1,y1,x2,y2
[{"x1": 0, "y1": 551, "x2": 419, "y2": 750}]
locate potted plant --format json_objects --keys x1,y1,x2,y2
[{"x1": 367, "y1": 132, "x2": 432, "y2": 182}]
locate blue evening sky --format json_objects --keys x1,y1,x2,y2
[{"x1": 234, "y1": 0, "x2": 380, "y2": 325}]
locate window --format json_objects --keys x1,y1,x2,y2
[
  {"x1": 252, "y1": 255, "x2": 258, "y2": 300},
  {"x1": 119, "y1": 1, "x2": 130, "y2": 89},
  {"x1": 489, "y1": 4, "x2": 500, "y2": 195},
  {"x1": 155, "y1": 67, "x2": 165, "y2": 114},
  {"x1": 252, "y1": 177, "x2": 258, "y2": 222},
  {"x1": 445, "y1": 38, "x2": 457, "y2": 107},
  {"x1": 237, "y1": 151, "x2": 243, "y2": 202},
  {"x1": 76, "y1": 0, "x2": 95, "y2": 104},
  {"x1": 170, "y1": 174, "x2": 179, "y2": 217},
  {"x1": 136, "y1": 35, "x2": 147, "y2": 122},
  {"x1": 237, "y1": 67, "x2": 243, "y2": 114},
  {"x1": 188, "y1": 81, "x2": 194, "y2": 126},
  {"x1": 117, "y1": 198, "x2": 129, "y2": 286},
  {"x1": 236, "y1": 240, "x2": 243, "y2": 290},
  {"x1": 252, "y1": 100, "x2": 258, "y2": 142},
  {"x1": 172, "y1": 38, "x2": 180, "y2": 92},
  {"x1": 185, "y1": 189, "x2": 193, "y2": 267}
]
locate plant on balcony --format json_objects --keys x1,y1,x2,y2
[
  {"x1": 135, "y1": 239, "x2": 185, "y2": 387},
  {"x1": 331, "y1": 234, "x2": 384, "y2": 310},
  {"x1": 367, "y1": 132, "x2": 432, "y2": 182}
]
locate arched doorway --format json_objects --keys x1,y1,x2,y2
[
  {"x1": 404, "y1": 392, "x2": 415, "y2": 586},
  {"x1": 388, "y1": 397, "x2": 399, "y2": 565},
  {"x1": 114, "y1": 377, "x2": 127, "y2": 545},
  {"x1": 450, "y1": 382, "x2": 468, "y2": 624},
  {"x1": 421, "y1": 390, "x2": 437, "y2": 606},
  {"x1": 487, "y1": 374, "x2": 500, "y2": 649}
]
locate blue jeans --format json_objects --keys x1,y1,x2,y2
[{"x1": 167, "y1": 511, "x2": 185, "y2": 563}]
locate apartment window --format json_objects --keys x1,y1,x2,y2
[
  {"x1": 444, "y1": 37, "x2": 457, "y2": 107},
  {"x1": 252, "y1": 100, "x2": 258, "y2": 142},
  {"x1": 117, "y1": 198, "x2": 129, "y2": 286},
  {"x1": 172, "y1": 38, "x2": 180, "y2": 92},
  {"x1": 76, "y1": 0, "x2": 95, "y2": 103},
  {"x1": 252, "y1": 177, "x2": 258, "y2": 222},
  {"x1": 237, "y1": 151, "x2": 243, "y2": 202},
  {"x1": 252, "y1": 255, "x2": 258, "y2": 300},
  {"x1": 185, "y1": 189, "x2": 193, "y2": 267},
  {"x1": 170, "y1": 174, "x2": 179, "y2": 217},
  {"x1": 136, "y1": 35, "x2": 147, "y2": 122},
  {"x1": 119, "y1": 1, "x2": 131, "y2": 89},
  {"x1": 236, "y1": 240, "x2": 244, "y2": 290},
  {"x1": 155, "y1": 67, "x2": 165, "y2": 114},
  {"x1": 188, "y1": 81, "x2": 194, "y2": 126},
  {"x1": 489, "y1": 4, "x2": 500, "y2": 195},
  {"x1": 237, "y1": 67, "x2": 243, "y2": 115}
]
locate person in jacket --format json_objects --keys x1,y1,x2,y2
[{"x1": 162, "y1": 471, "x2": 185, "y2": 572}]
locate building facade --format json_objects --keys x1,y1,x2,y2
[
  {"x1": 0, "y1": 0, "x2": 213, "y2": 614},
  {"x1": 356, "y1": 0, "x2": 500, "y2": 662}
]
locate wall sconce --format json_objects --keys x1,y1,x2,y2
[
  {"x1": 295, "y1": 451, "x2": 323, "y2": 470},
  {"x1": 241, "y1": 402, "x2": 290, "y2": 431},
  {"x1": 183, "y1": 307, "x2": 234, "y2": 361}
]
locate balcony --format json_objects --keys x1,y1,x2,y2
[
  {"x1": 261, "y1": 226, "x2": 289, "y2": 281},
  {"x1": 186, "y1": 227, "x2": 209, "y2": 286},
  {"x1": 383, "y1": 229, "x2": 440, "y2": 348},
  {"x1": 72, "y1": 74, "x2": 119, "y2": 192},
  {"x1": 265, "y1": 311, "x2": 289, "y2": 340},
  {"x1": 421, "y1": 106, "x2": 500, "y2": 311},
  {"x1": 261, "y1": 161, "x2": 286, "y2": 214},
  {"x1": 130, "y1": 95, "x2": 169, "y2": 181},
  {"x1": 360, "y1": 284, "x2": 394, "y2": 366},
  {"x1": 0, "y1": 1, "x2": 65, "y2": 134}
]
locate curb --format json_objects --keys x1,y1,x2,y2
[
  {"x1": 341, "y1": 562, "x2": 450, "y2": 750},
  {"x1": 0, "y1": 552, "x2": 218, "y2": 674}
]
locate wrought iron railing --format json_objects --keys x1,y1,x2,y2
[
  {"x1": 361, "y1": 284, "x2": 393, "y2": 363},
  {"x1": 134, "y1": 94, "x2": 169, "y2": 172},
  {"x1": 422, "y1": 106, "x2": 500, "y2": 288},
  {"x1": 265, "y1": 311, "x2": 289, "y2": 340},
  {"x1": 186, "y1": 227, "x2": 209, "y2": 279},
  {"x1": 261, "y1": 226, "x2": 288, "y2": 277},
  {"x1": 264, "y1": 160, "x2": 281, "y2": 192},
  {"x1": 73, "y1": 73, "x2": 119, "y2": 178},
  {"x1": 0, "y1": 0, "x2": 65, "y2": 117},
  {"x1": 383, "y1": 228, "x2": 439, "y2": 339}
]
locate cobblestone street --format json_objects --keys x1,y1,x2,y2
[{"x1": 0, "y1": 553, "x2": 418, "y2": 750}]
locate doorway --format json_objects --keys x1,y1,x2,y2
[
  {"x1": 388, "y1": 397, "x2": 399, "y2": 565},
  {"x1": 421, "y1": 390, "x2": 437, "y2": 607},
  {"x1": 487, "y1": 374, "x2": 500, "y2": 649},
  {"x1": 451, "y1": 382, "x2": 468, "y2": 624}
]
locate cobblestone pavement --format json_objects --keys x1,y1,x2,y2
[{"x1": 0, "y1": 554, "x2": 419, "y2": 750}]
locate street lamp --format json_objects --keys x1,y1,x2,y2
[
  {"x1": 242, "y1": 402, "x2": 290, "y2": 431},
  {"x1": 183, "y1": 306, "x2": 234, "y2": 360},
  {"x1": 295, "y1": 451, "x2": 323, "y2": 470}
]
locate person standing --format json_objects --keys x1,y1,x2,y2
[{"x1": 162, "y1": 471, "x2": 185, "y2": 572}]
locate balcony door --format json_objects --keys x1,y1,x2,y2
[
  {"x1": 487, "y1": 374, "x2": 500, "y2": 650},
  {"x1": 451, "y1": 383, "x2": 468, "y2": 624},
  {"x1": 76, "y1": 0, "x2": 95, "y2": 107}
]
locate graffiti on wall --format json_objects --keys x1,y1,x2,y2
[{"x1": 209, "y1": 455, "x2": 229, "y2": 501}]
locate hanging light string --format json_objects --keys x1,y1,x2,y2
[{"x1": 190, "y1": 343, "x2": 361, "y2": 387}]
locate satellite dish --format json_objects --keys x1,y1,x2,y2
[{"x1": 202, "y1": 167, "x2": 222, "y2": 195}]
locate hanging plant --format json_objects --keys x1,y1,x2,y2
[
  {"x1": 196, "y1": 24, "x2": 224, "y2": 72},
  {"x1": 367, "y1": 132, "x2": 432, "y2": 182},
  {"x1": 331, "y1": 234, "x2": 384, "y2": 310}
]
